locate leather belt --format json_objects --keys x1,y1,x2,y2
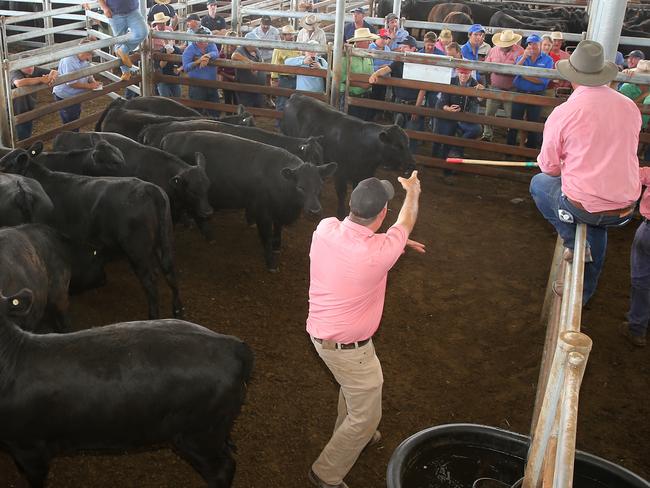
[
  {"x1": 313, "y1": 337, "x2": 371, "y2": 350},
  {"x1": 567, "y1": 197, "x2": 635, "y2": 217}
]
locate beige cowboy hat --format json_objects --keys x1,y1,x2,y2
[
  {"x1": 280, "y1": 24, "x2": 297, "y2": 35},
  {"x1": 492, "y1": 29, "x2": 522, "y2": 48},
  {"x1": 557, "y1": 40, "x2": 618, "y2": 86},
  {"x1": 550, "y1": 31, "x2": 563, "y2": 41},
  {"x1": 632, "y1": 59, "x2": 650, "y2": 74},
  {"x1": 154, "y1": 0, "x2": 171, "y2": 4},
  {"x1": 151, "y1": 11, "x2": 170, "y2": 24},
  {"x1": 347, "y1": 27, "x2": 379, "y2": 43},
  {"x1": 300, "y1": 14, "x2": 320, "y2": 31}
]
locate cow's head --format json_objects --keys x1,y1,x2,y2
[
  {"x1": 0, "y1": 288, "x2": 33, "y2": 320},
  {"x1": 27, "y1": 141, "x2": 43, "y2": 157},
  {"x1": 170, "y1": 152, "x2": 213, "y2": 219},
  {"x1": 377, "y1": 125, "x2": 415, "y2": 171},
  {"x1": 282, "y1": 162, "x2": 337, "y2": 218},
  {"x1": 0, "y1": 149, "x2": 31, "y2": 175},
  {"x1": 90, "y1": 140, "x2": 126, "y2": 176},
  {"x1": 297, "y1": 136, "x2": 325, "y2": 165}
]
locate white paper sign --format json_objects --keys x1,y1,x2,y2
[{"x1": 403, "y1": 60, "x2": 452, "y2": 85}]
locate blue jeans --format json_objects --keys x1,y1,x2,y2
[
  {"x1": 507, "y1": 101, "x2": 542, "y2": 148},
  {"x1": 189, "y1": 85, "x2": 220, "y2": 117},
  {"x1": 157, "y1": 82, "x2": 181, "y2": 98},
  {"x1": 54, "y1": 94, "x2": 81, "y2": 131},
  {"x1": 108, "y1": 9, "x2": 148, "y2": 56},
  {"x1": 628, "y1": 220, "x2": 650, "y2": 338},
  {"x1": 530, "y1": 173, "x2": 633, "y2": 304},
  {"x1": 15, "y1": 121, "x2": 33, "y2": 141},
  {"x1": 435, "y1": 118, "x2": 482, "y2": 158}
]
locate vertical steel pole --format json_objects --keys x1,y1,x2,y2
[
  {"x1": 0, "y1": 17, "x2": 14, "y2": 147},
  {"x1": 329, "y1": 0, "x2": 346, "y2": 107},
  {"x1": 139, "y1": 0, "x2": 152, "y2": 96},
  {"x1": 231, "y1": 0, "x2": 241, "y2": 34},
  {"x1": 585, "y1": 0, "x2": 626, "y2": 62},
  {"x1": 42, "y1": 0, "x2": 54, "y2": 46},
  {"x1": 392, "y1": 0, "x2": 401, "y2": 18}
]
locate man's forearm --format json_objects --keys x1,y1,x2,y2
[{"x1": 395, "y1": 189, "x2": 420, "y2": 234}]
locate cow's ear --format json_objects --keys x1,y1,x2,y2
[
  {"x1": 4, "y1": 288, "x2": 33, "y2": 317},
  {"x1": 299, "y1": 144, "x2": 308, "y2": 152},
  {"x1": 170, "y1": 175, "x2": 184, "y2": 188},
  {"x1": 29, "y1": 141, "x2": 43, "y2": 157},
  {"x1": 318, "y1": 162, "x2": 337, "y2": 179},
  {"x1": 379, "y1": 130, "x2": 390, "y2": 144},
  {"x1": 281, "y1": 167, "x2": 297, "y2": 181},
  {"x1": 393, "y1": 113, "x2": 405, "y2": 128},
  {"x1": 195, "y1": 152, "x2": 206, "y2": 169}
]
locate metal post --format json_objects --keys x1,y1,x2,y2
[
  {"x1": 392, "y1": 0, "x2": 401, "y2": 19},
  {"x1": 0, "y1": 17, "x2": 13, "y2": 147},
  {"x1": 585, "y1": 0, "x2": 627, "y2": 62},
  {"x1": 139, "y1": 0, "x2": 152, "y2": 96},
  {"x1": 540, "y1": 237, "x2": 564, "y2": 326},
  {"x1": 329, "y1": 0, "x2": 345, "y2": 107},
  {"x1": 42, "y1": 0, "x2": 54, "y2": 47},
  {"x1": 231, "y1": 0, "x2": 241, "y2": 34}
]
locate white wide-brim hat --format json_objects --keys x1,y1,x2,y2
[
  {"x1": 300, "y1": 14, "x2": 320, "y2": 31},
  {"x1": 347, "y1": 27, "x2": 379, "y2": 43},
  {"x1": 556, "y1": 40, "x2": 619, "y2": 86},
  {"x1": 492, "y1": 29, "x2": 522, "y2": 48}
]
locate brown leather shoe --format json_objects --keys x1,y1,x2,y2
[
  {"x1": 116, "y1": 47, "x2": 133, "y2": 68},
  {"x1": 619, "y1": 322, "x2": 646, "y2": 347},
  {"x1": 367, "y1": 430, "x2": 381, "y2": 447},
  {"x1": 308, "y1": 469, "x2": 349, "y2": 488}
]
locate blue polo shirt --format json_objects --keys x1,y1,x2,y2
[
  {"x1": 53, "y1": 55, "x2": 92, "y2": 99},
  {"x1": 369, "y1": 42, "x2": 392, "y2": 70},
  {"x1": 512, "y1": 53, "x2": 554, "y2": 93},
  {"x1": 106, "y1": 0, "x2": 138, "y2": 15},
  {"x1": 419, "y1": 47, "x2": 445, "y2": 56},
  {"x1": 461, "y1": 41, "x2": 479, "y2": 61},
  {"x1": 182, "y1": 42, "x2": 219, "y2": 80}
]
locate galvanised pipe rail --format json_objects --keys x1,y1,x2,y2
[{"x1": 4, "y1": 2, "x2": 93, "y2": 24}]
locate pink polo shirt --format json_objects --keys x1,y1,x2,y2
[
  {"x1": 537, "y1": 85, "x2": 641, "y2": 213},
  {"x1": 306, "y1": 217, "x2": 408, "y2": 344},
  {"x1": 484, "y1": 45, "x2": 524, "y2": 90},
  {"x1": 639, "y1": 168, "x2": 650, "y2": 219}
]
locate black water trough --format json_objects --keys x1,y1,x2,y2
[{"x1": 387, "y1": 423, "x2": 650, "y2": 488}]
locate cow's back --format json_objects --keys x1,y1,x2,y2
[{"x1": 0, "y1": 174, "x2": 53, "y2": 226}]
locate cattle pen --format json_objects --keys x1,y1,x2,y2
[{"x1": 0, "y1": 1, "x2": 650, "y2": 488}]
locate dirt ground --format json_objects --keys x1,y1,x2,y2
[{"x1": 1, "y1": 96, "x2": 649, "y2": 488}]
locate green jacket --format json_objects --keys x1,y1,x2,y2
[{"x1": 340, "y1": 55, "x2": 373, "y2": 96}]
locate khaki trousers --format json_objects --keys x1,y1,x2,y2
[
  {"x1": 482, "y1": 97, "x2": 513, "y2": 139},
  {"x1": 311, "y1": 337, "x2": 384, "y2": 485}
]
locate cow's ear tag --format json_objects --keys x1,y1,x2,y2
[{"x1": 11, "y1": 299, "x2": 19, "y2": 306}]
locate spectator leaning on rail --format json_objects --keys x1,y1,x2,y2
[
  {"x1": 368, "y1": 29, "x2": 393, "y2": 107},
  {"x1": 182, "y1": 37, "x2": 220, "y2": 117},
  {"x1": 340, "y1": 28, "x2": 378, "y2": 121},
  {"x1": 245, "y1": 15, "x2": 280, "y2": 64},
  {"x1": 285, "y1": 40, "x2": 328, "y2": 93},
  {"x1": 10, "y1": 58, "x2": 57, "y2": 141},
  {"x1": 202, "y1": 0, "x2": 227, "y2": 35},
  {"x1": 97, "y1": 0, "x2": 147, "y2": 80},
  {"x1": 219, "y1": 31, "x2": 239, "y2": 106},
  {"x1": 306, "y1": 172, "x2": 424, "y2": 488},
  {"x1": 626, "y1": 50, "x2": 645, "y2": 70},
  {"x1": 420, "y1": 31, "x2": 444, "y2": 55},
  {"x1": 481, "y1": 29, "x2": 523, "y2": 142},
  {"x1": 158, "y1": 36, "x2": 183, "y2": 98},
  {"x1": 344, "y1": 7, "x2": 375, "y2": 43},
  {"x1": 385, "y1": 13, "x2": 408, "y2": 51},
  {"x1": 619, "y1": 60, "x2": 650, "y2": 162},
  {"x1": 271, "y1": 24, "x2": 301, "y2": 112},
  {"x1": 150, "y1": 12, "x2": 173, "y2": 51},
  {"x1": 52, "y1": 40, "x2": 102, "y2": 130},
  {"x1": 231, "y1": 43, "x2": 266, "y2": 108},
  {"x1": 147, "y1": 0, "x2": 177, "y2": 29},
  {"x1": 297, "y1": 14, "x2": 327, "y2": 45},
  {"x1": 506, "y1": 34, "x2": 553, "y2": 149},
  {"x1": 436, "y1": 29, "x2": 452, "y2": 54},
  {"x1": 529, "y1": 40, "x2": 641, "y2": 307}
]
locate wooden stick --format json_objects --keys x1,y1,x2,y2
[{"x1": 446, "y1": 157, "x2": 538, "y2": 167}]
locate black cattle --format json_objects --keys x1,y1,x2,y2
[
  {"x1": 0, "y1": 288, "x2": 253, "y2": 488},
  {"x1": 34, "y1": 140, "x2": 126, "y2": 177},
  {"x1": 0, "y1": 224, "x2": 106, "y2": 334},
  {"x1": 138, "y1": 120, "x2": 325, "y2": 164},
  {"x1": 160, "y1": 131, "x2": 337, "y2": 271},
  {"x1": 121, "y1": 96, "x2": 255, "y2": 125},
  {"x1": 0, "y1": 149, "x2": 182, "y2": 320},
  {"x1": 0, "y1": 173, "x2": 53, "y2": 226},
  {"x1": 52, "y1": 131, "x2": 213, "y2": 235},
  {"x1": 281, "y1": 93, "x2": 414, "y2": 218},
  {"x1": 489, "y1": 11, "x2": 567, "y2": 32}
]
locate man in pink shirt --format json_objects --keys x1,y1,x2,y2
[
  {"x1": 530, "y1": 40, "x2": 641, "y2": 305},
  {"x1": 306, "y1": 172, "x2": 424, "y2": 488},
  {"x1": 482, "y1": 29, "x2": 524, "y2": 141}
]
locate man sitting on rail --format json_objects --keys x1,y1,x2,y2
[
  {"x1": 530, "y1": 40, "x2": 641, "y2": 306},
  {"x1": 10, "y1": 57, "x2": 58, "y2": 141},
  {"x1": 97, "y1": 0, "x2": 148, "y2": 80}
]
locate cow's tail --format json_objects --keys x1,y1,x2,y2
[{"x1": 94, "y1": 97, "x2": 126, "y2": 131}]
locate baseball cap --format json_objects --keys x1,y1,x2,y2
[
  {"x1": 399, "y1": 35, "x2": 417, "y2": 48},
  {"x1": 385, "y1": 13, "x2": 398, "y2": 21},
  {"x1": 206, "y1": 0, "x2": 217, "y2": 4},
  {"x1": 261, "y1": 15, "x2": 272, "y2": 25},
  {"x1": 378, "y1": 28, "x2": 391, "y2": 39},
  {"x1": 457, "y1": 67, "x2": 472, "y2": 74},
  {"x1": 468, "y1": 24, "x2": 485, "y2": 34},
  {"x1": 350, "y1": 178, "x2": 395, "y2": 219},
  {"x1": 351, "y1": 7, "x2": 364, "y2": 13},
  {"x1": 526, "y1": 34, "x2": 542, "y2": 44},
  {"x1": 626, "y1": 49, "x2": 645, "y2": 59},
  {"x1": 186, "y1": 13, "x2": 200, "y2": 22}
]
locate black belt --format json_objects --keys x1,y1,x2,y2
[{"x1": 313, "y1": 337, "x2": 371, "y2": 350}]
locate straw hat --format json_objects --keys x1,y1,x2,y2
[
  {"x1": 633, "y1": 59, "x2": 650, "y2": 74},
  {"x1": 550, "y1": 31, "x2": 563, "y2": 41},
  {"x1": 347, "y1": 27, "x2": 379, "y2": 43},
  {"x1": 556, "y1": 40, "x2": 618, "y2": 86},
  {"x1": 492, "y1": 29, "x2": 522, "y2": 48},
  {"x1": 151, "y1": 12, "x2": 170, "y2": 25},
  {"x1": 280, "y1": 24, "x2": 297, "y2": 35},
  {"x1": 300, "y1": 14, "x2": 320, "y2": 31},
  {"x1": 154, "y1": 0, "x2": 171, "y2": 4}
]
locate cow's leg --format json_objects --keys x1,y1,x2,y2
[
  {"x1": 244, "y1": 206, "x2": 256, "y2": 227},
  {"x1": 8, "y1": 444, "x2": 50, "y2": 488},
  {"x1": 173, "y1": 429, "x2": 235, "y2": 488},
  {"x1": 196, "y1": 216, "x2": 216, "y2": 243},
  {"x1": 255, "y1": 209, "x2": 277, "y2": 272},
  {"x1": 334, "y1": 175, "x2": 348, "y2": 220},
  {"x1": 158, "y1": 255, "x2": 184, "y2": 319},
  {"x1": 127, "y1": 255, "x2": 160, "y2": 319},
  {"x1": 272, "y1": 221, "x2": 282, "y2": 253}
]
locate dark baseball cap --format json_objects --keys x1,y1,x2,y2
[
  {"x1": 350, "y1": 178, "x2": 395, "y2": 219},
  {"x1": 399, "y1": 35, "x2": 417, "y2": 48},
  {"x1": 626, "y1": 50, "x2": 645, "y2": 59},
  {"x1": 351, "y1": 7, "x2": 364, "y2": 13},
  {"x1": 206, "y1": 0, "x2": 217, "y2": 4},
  {"x1": 186, "y1": 13, "x2": 200, "y2": 22},
  {"x1": 261, "y1": 15, "x2": 272, "y2": 24}
]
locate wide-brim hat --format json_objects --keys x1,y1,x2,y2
[
  {"x1": 151, "y1": 12, "x2": 171, "y2": 24},
  {"x1": 280, "y1": 24, "x2": 297, "y2": 35},
  {"x1": 154, "y1": 0, "x2": 170, "y2": 4},
  {"x1": 300, "y1": 14, "x2": 320, "y2": 30},
  {"x1": 632, "y1": 59, "x2": 650, "y2": 74},
  {"x1": 492, "y1": 29, "x2": 522, "y2": 48},
  {"x1": 347, "y1": 27, "x2": 379, "y2": 43},
  {"x1": 557, "y1": 40, "x2": 619, "y2": 86}
]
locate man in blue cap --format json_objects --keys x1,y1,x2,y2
[
  {"x1": 461, "y1": 24, "x2": 486, "y2": 82},
  {"x1": 506, "y1": 34, "x2": 553, "y2": 148}
]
